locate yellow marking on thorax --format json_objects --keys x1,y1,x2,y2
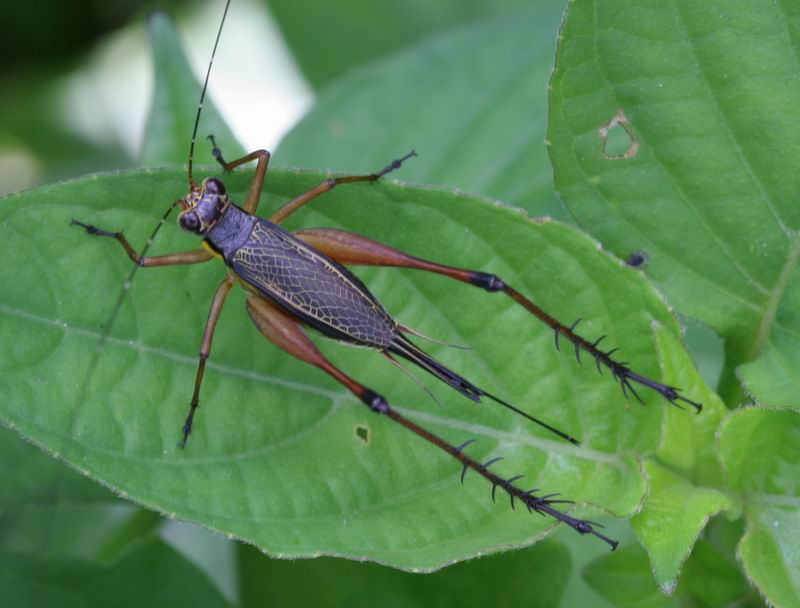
[{"x1": 202, "y1": 240, "x2": 224, "y2": 260}]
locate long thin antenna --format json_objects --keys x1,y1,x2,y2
[
  {"x1": 188, "y1": 0, "x2": 232, "y2": 186},
  {"x1": 75, "y1": 2, "x2": 233, "y2": 408}
]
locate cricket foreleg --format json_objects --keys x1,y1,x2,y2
[
  {"x1": 244, "y1": 295, "x2": 617, "y2": 550},
  {"x1": 293, "y1": 228, "x2": 702, "y2": 413},
  {"x1": 71, "y1": 220, "x2": 212, "y2": 267},
  {"x1": 206, "y1": 135, "x2": 271, "y2": 215},
  {"x1": 181, "y1": 275, "x2": 236, "y2": 447},
  {"x1": 268, "y1": 150, "x2": 417, "y2": 225}
]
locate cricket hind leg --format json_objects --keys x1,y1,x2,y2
[
  {"x1": 268, "y1": 150, "x2": 417, "y2": 225},
  {"x1": 293, "y1": 228, "x2": 703, "y2": 413},
  {"x1": 181, "y1": 275, "x2": 236, "y2": 447},
  {"x1": 244, "y1": 295, "x2": 618, "y2": 550}
]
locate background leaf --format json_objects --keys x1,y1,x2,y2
[
  {"x1": 276, "y1": 5, "x2": 568, "y2": 219},
  {"x1": 239, "y1": 539, "x2": 571, "y2": 607},
  {"x1": 140, "y1": 11, "x2": 244, "y2": 167},
  {"x1": 0, "y1": 538, "x2": 231, "y2": 608},
  {"x1": 263, "y1": 0, "x2": 532, "y2": 89},
  {"x1": 0, "y1": 166, "x2": 697, "y2": 569},
  {"x1": 582, "y1": 544, "x2": 676, "y2": 608},
  {"x1": 547, "y1": 0, "x2": 800, "y2": 404},
  {"x1": 718, "y1": 407, "x2": 800, "y2": 608}
]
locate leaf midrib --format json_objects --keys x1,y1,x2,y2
[{"x1": 0, "y1": 302, "x2": 624, "y2": 467}]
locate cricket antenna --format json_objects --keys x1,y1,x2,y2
[
  {"x1": 188, "y1": 0, "x2": 232, "y2": 187},
  {"x1": 72, "y1": 0, "x2": 234, "y2": 407}
]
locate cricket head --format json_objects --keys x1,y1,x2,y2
[{"x1": 177, "y1": 177, "x2": 230, "y2": 235}]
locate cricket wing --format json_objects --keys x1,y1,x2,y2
[{"x1": 230, "y1": 219, "x2": 398, "y2": 348}]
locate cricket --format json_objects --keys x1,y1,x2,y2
[{"x1": 71, "y1": 0, "x2": 701, "y2": 550}]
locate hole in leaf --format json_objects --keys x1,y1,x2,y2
[
  {"x1": 599, "y1": 109, "x2": 639, "y2": 160},
  {"x1": 355, "y1": 425, "x2": 370, "y2": 445}
]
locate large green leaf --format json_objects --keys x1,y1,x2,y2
[
  {"x1": 0, "y1": 538, "x2": 230, "y2": 608},
  {"x1": 718, "y1": 407, "x2": 800, "y2": 608},
  {"x1": 140, "y1": 12, "x2": 243, "y2": 167},
  {"x1": 0, "y1": 166, "x2": 698, "y2": 569},
  {"x1": 276, "y1": 5, "x2": 568, "y2": 219},
  {"x1": 547, "y1": 0, "x2": 800, "y2": 403},
  {"x1": 264, "y1": 0, "x2": 532, "y2": 89},
  {"x1": 239, "y1": 539, "x2": 571, "y2": 607}
]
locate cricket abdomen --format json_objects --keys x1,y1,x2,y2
[{"x1": 209, "y1": 209, "x2": 397, "y2": 347}]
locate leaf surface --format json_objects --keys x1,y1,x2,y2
[
  {"x1": 140, "y1": 12, "x2": 243, "y2": 167},
  {"x1": 0, "y1": 167, "x2": 697, "y2": 569},
  {"x1": 276, "y1": 6, "x2": 568, "y2": 219},
  {"x1": 548, "y1": 0, "x2": 800, "y2": 402},
  {"x1": 718, "y1": 407, "x2": 800, "y2": 608}
]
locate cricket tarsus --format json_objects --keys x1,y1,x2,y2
[
  {"x1": 495, "y1": 283, "x2": 702, "y2": 413},
  {"x1": 359, "y1": 389, "x2": 617, "y2": 550}
]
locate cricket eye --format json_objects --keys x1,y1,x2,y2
[
  {"x1": 205, "y1": 178, "x2": 225, "y2": 195},
  {"x1": 179, "y1": 211, "x2": 201, "y2": 232}
]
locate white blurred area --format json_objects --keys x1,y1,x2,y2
[{"x1": 61, "y1": 0, "x2": 312, "y2": 160}]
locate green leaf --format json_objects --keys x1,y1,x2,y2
[
  {"x1": 718, "y1": 407, "x2": 800, "y2": 608},
  {"x1": 264, "y1": 0, "x2": 534, "y2": 89},
  {"x1": 582, "y1": 544, "x2": 677, "y2": 608},
  {"x1": 738, "y1": 279, "x2": 800, "y2": 408},
  {"x1": 140, "y1": 11, "x2": 244, "y2": 167},
  {"x1": 0, "y1": 503, "x2": 161, "y2": 563},
  {"x1": 0, "y1": 415, "x2": 164, "y2": 565},
  {"x1": 623, "y1": 324, "x2": 734, "y2": 592},
  {"x1": 0, "y1": 425, "x2": 110, "y2": 514},
  {"x1": 631, "y1": 460, "x2": 733, "y2": 594},
  {"x1": 652, "y1": 324, "x2": 727, "y2": 485},
  {"x1": 276, "y1": 6, "x2": 568, "y2": 219},
  {"x1": 681, "y1": 538, "x2": 752, "y2": 608},
  {"x1": 239, "y1": 539, "x2": 570, "y2": 607},
  {"x1": 0, "y1": 538, "x2": 230, "y2": 608},
  {"x1": 0, "y1": 167, "x2": 697, "y2": 569},
  {"x1": 547, "y1": 0, "x2": 800, "y2": 403}
]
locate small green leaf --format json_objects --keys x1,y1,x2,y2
[
  {"x1": 738, "y1": 279, "x2": 800, "y2": 408},
  {"x1": 582, "y1": 544, "x2": 676, "y2": 608},
  {"x1": 276, "y1": 6, "x2": 567, "y2": 218},
  {"x1": 718, "y1": 407, "x2": 800, "y2": 607},
  {"x1": 631, "y1": 460, "x2": 733, "y2": 594},
  {"x1": 0, "y1": 539, "x2": 230, "y2": 608},
  {"x1": 548, "y1": 0, "x2": 800, "y2": 403},
  {"x1": 140, "y1": 11, "x2": 243, "y2": 167},
  {"x1": 0, "y1": 166, "x2": 696, "y2": 569},
  {"x1": 239, "y1": 539, "x2": 571, "y2": 607},
  {"x1": 622, "y1": 325, "x2": 734, "y2": 592},
  {"x1": 652, "y1": 323, "x2": 727, "y2": 484}
]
